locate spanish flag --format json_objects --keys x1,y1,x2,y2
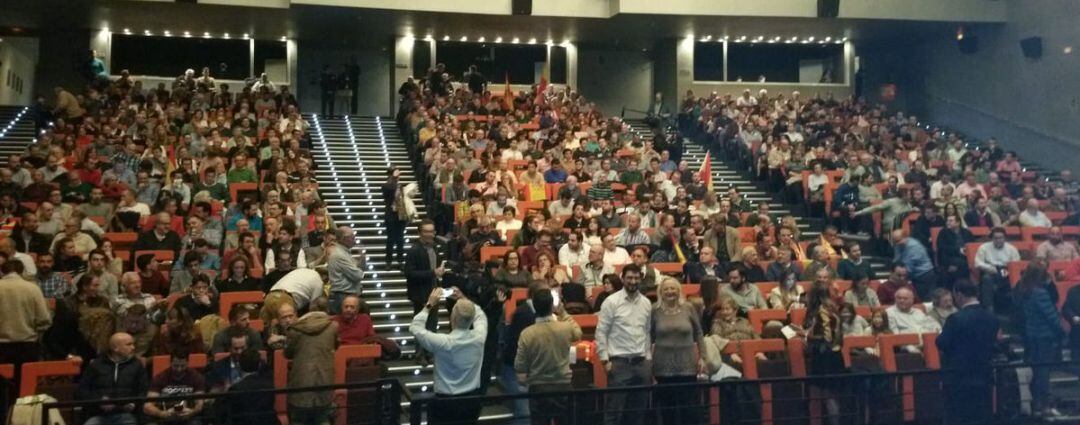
[
  {"x1": 502, "y1": 72, "x2": 513, "y2": 111},
  {"x1": 699, "y1": 151, "x2": 713, "y2": 193},
  {"x1": 534, "y1": 75, "x2": 548, "y2": 105}
]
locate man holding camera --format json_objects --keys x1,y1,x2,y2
[{"x1": 410, "y1": 286, "x2": 487, "y2": 424}]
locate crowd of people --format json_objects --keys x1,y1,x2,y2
[
  {"x1": 1, "y1": 63, "x2": 377, "y2": 425},
  {"x1": 393, "y1": 66, "x2": 1080, "y2": 423}
]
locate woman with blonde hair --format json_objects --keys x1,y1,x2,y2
[{"x1": 651, "y1": 277, "x2": 706, "y2": 424}]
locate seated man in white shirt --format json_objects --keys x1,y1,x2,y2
[
  {"x1": 974, "y1": 227, "x2": 1021, "y2": 311},
  {"x1": 1018, "y1": 199, "x2": 1053, "y2": 228},
  {"x1": 601, "y1": 234, "x2": 631, "y2": 268},
  {"x1": 885, "y1": 287, "x2": 942, "y2": 353},
  {"x1": 558, "y1": 231, "x2": 590, "y2": 270}
]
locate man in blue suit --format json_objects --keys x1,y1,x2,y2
[{"x1": 936, "y1": 280, "x2": 1000, "y2": 425}]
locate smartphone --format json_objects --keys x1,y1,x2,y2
[{"x1": 551, "y1": 289, "x2": 561, "y2": 307}]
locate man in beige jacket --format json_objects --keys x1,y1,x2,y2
[{"x1": 0, "y1": 259, "x2": 53, "y2": 380}]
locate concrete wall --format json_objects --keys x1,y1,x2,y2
[
  {"x1": 577, "y1": 46, "x2": 653, "y2": 115},
  {"x1": 297, "y1": 39, "x2": 393, "y2": 116},
  {"x1": 0, "y1": 38, "x2": 38, "y2": 106},
  {"x1": 861, "y1": 0, "x2": 1080, "y2": 172}
]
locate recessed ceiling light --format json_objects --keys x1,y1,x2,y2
[
  {"x1": 824, "y1": 36, "x2": 832, "y2": 42},
  {"x1": 183, "y1": 31, "x2": 191, "y2": 37},
  {"x1": 163, "y1": 30, "x2": 172, "y2": 37},
  {"x1": 495, "y1": 36, "x2": 503, "y2": 43},
  {"x1": 242, "y1": 33, "x2": 250, "y2": 39},
  {"x1": 545, "y1": 39, "x2": 554, "y2": 46},
  {"x1": 460, "y1": 36, "x2": 467, "y2": 42},
  {"x1": 280, "y1": 36, "x2": 287, "y2": 41},
  {"x1": 424, "y1": 35, "x2": 433, "y2": 41},
  {"x1": 443, "y1": 35, "x2": 450, "y2": 41},
  {"x1": 143, "y1": 30, "x2": 151, "y2": 36},
  {"x1": 223, "y1": 33, "x2": 230, "y2": 39},
  {"x1": 203, "y1": 32, "x2": 211, "y2": 38},
  {"x1": 808, "y1": 36, "x2": 815, "y2": 41},
  {"x1": 1065, "y1": 46, "x2": 1073, "y2": 54},
  {"x1": 528, "y1": 38, "x2": 537, "y2": 44},
  {"x1": 512, "y1": 37, "x2": 520, "y2": 43},
  {"x1": 123, "y1": 28, "x2": 131, "y2": 34},
  {"x1": 561, "y1": 40, "x2": 571, "y2": 46}
]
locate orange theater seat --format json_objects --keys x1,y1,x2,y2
[
  {"x1": 0, "y1": 363, "x2": 13, "y2": 380},
  {"x1": 219, "y1": 291, "x2": 266, "y2": 318},
  {"x1": 229, "y1": 182, "x2": 259, "y2": 204},
  {"x1": 748, "y1": 309, "x2": 787, "y2": 334},
  {"x1": 841, "y1": 335, "x2": 878, "y2": 367},
  {"x1": 151, "y1": 353, "x2": 209, "y2": 375},
  {"x1": 878, "y1": 333, "x2": 924, "y2": 422},
  {"x1": 20, "y1": 359, "x2": 82, "y2": 397},
  {"x1": 504, "y1": 288, "x2": 529, "y2": 323},
  {"x1": 480, "y1": 246, "x2": 512, "y2": 263}
]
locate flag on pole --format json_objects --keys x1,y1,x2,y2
[
  {"x1": 502, "y1": 72, "x2": 513, "y2": 111},
  {"x1": 699, "y1": 151, "x2": 713, "y2": 192},
  {"x1": 671, "y1": 233, "x2": 687, "y2": 264},
  {"x1": 534, "y1": 76, "x2": 548, "y2": 105}
]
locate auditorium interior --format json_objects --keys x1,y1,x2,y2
[{"x1": 0, "y1": 0, "x2": 1079, "y2": 424}]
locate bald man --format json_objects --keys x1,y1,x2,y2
[{"x1": 77, "y1": 332, "x2": 149, "y2": 425}]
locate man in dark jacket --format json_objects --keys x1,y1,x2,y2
[
  {"x1": 11, "y1": 211, "x2": 50, "y2": 255},
  {"x1": 222, "y1": 348, "x2": 279, "y2": 425},
  {"x1": 76, "y1": 332, "x2": 149, "y2": 424},
  {"x1": 936, "y1": 281, "x2": 1000, "y2": 425},
  {"x1": 404, "y1": 219, "x2": 445, "y2": 365},
  {"x1": 381, "y1": 167, "x2": 407, "y2": 266}
]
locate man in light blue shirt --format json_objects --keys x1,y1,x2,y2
[
  {"x1": 891, "y1": 228, "x2": 938, "y2": 301},
  {"x1": 410, "y1": 287, "x2": 487, "y2": 425},
  {"x1": 595, "y1": 264, "x2": 652, "y2": 425}
]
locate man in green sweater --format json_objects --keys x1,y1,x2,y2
[{"x1": 515, "y1": 289, "x2": 582, "y2": 425}]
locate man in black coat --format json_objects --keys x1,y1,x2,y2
[
  {"x1": 936, "y1": 280, "x2": 1000, "y2": 425},
  {"x1": 404, "y1": 219, "x2": 445, "y2": 364},
  {"x1": 11, "y1": 211, "x2": 50, "y2": 255},
  {"x1": 381, "y1": 167, "x2": 407, "y2": 266},
  {"x1": 222, "y1": 348, "x2": 279, "y2": 425},
  {"x1": 76, "y1": 333, "x2": 149, "y2": 424}
]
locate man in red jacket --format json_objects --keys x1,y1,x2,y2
[{"x1": 332, "y1": 294, "x2": 374, "y2": 345}]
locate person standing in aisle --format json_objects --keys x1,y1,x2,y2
[
  {"x1": 936, "y1": 281, "x2": 999, "y2": 425},
  {"x1": 318, "y1": 65, "x2": 336, "y2": 117},
  {"x1": 410, "y1": 287, "x2": 487, "y2": 425},
  {"x1": 382, "y1": 167, "x2": 407, "y2": 266}
]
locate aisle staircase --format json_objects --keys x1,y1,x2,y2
[
  {"x1": 0, "y1": 105, "x2": 36, "y2": 164},
  {"x1": 306, "y1": 114, "x2": 442, "y2": 391}
]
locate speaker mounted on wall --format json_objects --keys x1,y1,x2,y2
[
  {"x1": 818, "y1": 0, "x2": 840, "y2": 18},
  {"x1": 1020, "y1": 36, "x2": 1042, "y2": 59},
  {"x1": 512, "y1": 0, "x2": 532, "y2": 15}
]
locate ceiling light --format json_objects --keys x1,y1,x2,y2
[
  {"x1": 478, "y1": 36, "x2": 485, "y2": 42},
  {"x1": 443, "y1": 35, "x2": 450, "y2": 41},
  {"x1": 1065, "y1": 46, "x2": 1073, "y2": 54},
  {"x1": 561, "y1": 40, "x2": 571, "y2": 47},
  {"x1": 424, "y1": 35, "x2": 433, "y2": 41},
  {"x1": 512, "y1": 37, "x2": 520, "y2": 43},
  {"x1": 183, "y1": 31, "x2": 191, "y2": 38},
  {"x1": 721, "y1": 36, "x2": 729, "y2": 41},
  {"x1": 528, "y1": 38, "x2": 537, "y2": 44},
  {"x1": 280, "y1": 36, "x2": 287, "y2": 41},
  {"x1": 123, "y1": 28, "x2": 131, "y2": 34},
  {"x1": 840, "y1": 37, "x2": 848, "y2": 42},
  {"x1": 143, "y1": 30, "x2": 151, "y2": 36},
  {"x1": 495, "y1": 36, "x2": 504, "y2": 43},
  {"x1": 808, "y1": 36, "x2": 815, "y2": 42},
  {"x1": 203, "y1": 32, "x2": 211, "y2": 38},
  {"x1": 460, "y1": 36, "x2": 468, "y2": 42},
  {"x1": 545, "y1": 39, "x2": 554, "y2": 46},
  {"x1": 242, "y1": 33, "x2": 250, "y2": 39},
  {"x1": 223, "y1": 33, "x2": 230, "y2": 39},
  {"x1": 163, "y1": 30, "x2": 172, "y2": 37},
  {"x1": 824, "y1": 36, "x2": 831, "y2": 42}
]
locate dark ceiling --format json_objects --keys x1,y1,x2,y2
[{"x1": 0, "y1": 0, "x2": 983, "y2": 50}]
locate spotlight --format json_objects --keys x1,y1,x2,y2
[
  {"x1": 478, "y1": 36, "x2": 485, "y2": 42},
  {"x1": 203, "y1": 31, "x2": 211, "y2": 38},
  {"x1": 143, "y1": 30, "x2": 151, "y2": 36},
  {"x1": 280, "y1": 36, "x2": 287, "y2": 41},
  {"x1": 512, "y1": 37, "x2": 520, "y2": 43},
  {"x1": 242, "y1": 33, "x2": 250, "y2": 39},
  {"x1": 528, "y1": 38, "x2": 536, "y2": 44},
  {"x1": 183, "y1": 31, "x2": 192, "y2": 37},
  {"x1": 460, "y1": 36, "x2": 467, "y2": 41},
  {"x1": 223, "y1": 33, "x2": 230, "y2": 39},
  {"x1": 545, "y1": 39, "x2": 554, "y2": 46},
  {"x1": 123, "y1": 28, "x2": 131, "y2": 34},
  {"x1": 163, "y1": 30, "x2": 172, "y2": 37},
  {"x1": 424, "y1": 35, "x2": 433, "y2": 41},
  {"x1": 495, "y1": 36, "x2": 503, "y2": 43},
  {"x1": 442, "y1": 35, "x2": 450, "y2": 41}
]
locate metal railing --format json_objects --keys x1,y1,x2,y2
[
  {"x1": 405, "y1": 360, "x2": 1070, "y2": 425},
  {"x1": 40, "y1": 379, "x2": 403, "y2": 425}
]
